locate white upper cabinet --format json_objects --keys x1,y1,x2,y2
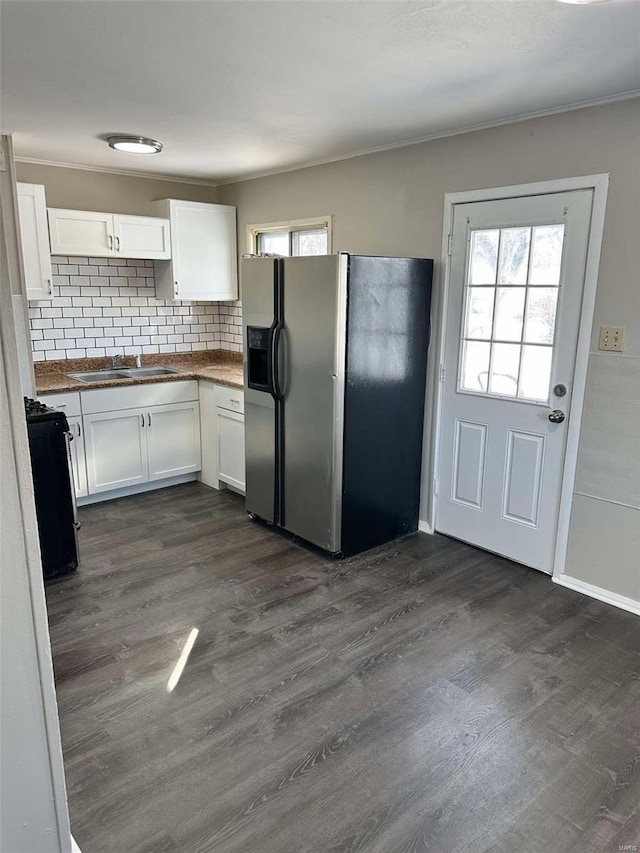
[
  {"x1": 114, "y1": 215, "x2": 171, "y2": 260},
  {"x1": 48, "y1": 209, "x2": 171, "y2": 260},
  {"x1": 151, "y1": 199, "x2": 237, "y2": 301},
  {"x1": 48, "y1": 209, "x2": 113, "y2": 257},
  {"x1": 17, "y1": 183, "x2": 53, "y2": 300}
]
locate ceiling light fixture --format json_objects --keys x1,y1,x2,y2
[
  {"x1": 107, "y1": 135, "x2": 163, "y2": 154},
  {"x1": 556, "y1": 0, "x2": 612, "y2": 4}
]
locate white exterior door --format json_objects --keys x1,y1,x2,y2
[
  {"x1": 437, "y1": 190, "x2": 593, "y2": 573},
  {"x1": 83, "y1": 409, "x2": 148, "y2": 493},
  {"x1": 146, "y1": 402, "x2": 201, "y2": 481}
]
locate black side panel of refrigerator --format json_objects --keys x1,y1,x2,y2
[
  {"x1": 340, "y1": 255, "x2": 433, "y2": 556},
  {"x1": 27, "y1": 416, "x2": 78, "y2": 578}
]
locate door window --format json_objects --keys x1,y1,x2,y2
[{"x1": 459, "y1": 224, "x2": 564, "y2": 402}]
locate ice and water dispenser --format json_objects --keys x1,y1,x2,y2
[{"x1": 247, "y1": 326, "x2": 271, "y2": 392}]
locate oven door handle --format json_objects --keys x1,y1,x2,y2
[{"x1": 64, "y1": 431, "x2": 82, "y2": 533}]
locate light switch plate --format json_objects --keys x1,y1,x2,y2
[{"x1": 598, "y1": 325, "x2": 625, "y2": 352}]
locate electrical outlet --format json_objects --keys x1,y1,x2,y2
[{"x1": 598, "y1": 326, "x2": 625, "y2": 352}]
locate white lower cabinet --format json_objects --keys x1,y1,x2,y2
[
  {"x1": 146, "y1": 402, "x2": 201, "y2": 481},
  {"x1": 199, "y1": 381, "x2": 245, "y2": 493},
  {"x1": 84, "y1": 408, "x2": 148, "y2": 494},
  {"x1": 42, "y1": 379, "x2": 215, "y2": 501},
  {"x1": 217, "y1": 408, "x2": 245, "y2": 491},
  {"x1": 67, "y1": 416, "x2": 88, "y2": 498},
  {"x1": 78, "y1": 380, "x2": 201, "y2": 499}
]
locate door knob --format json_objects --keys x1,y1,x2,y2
[{"x1": 548, "y1": 409, "x2": 565, "y2": 424}]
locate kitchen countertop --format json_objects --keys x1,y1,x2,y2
[{"x1": 35, "y1": 350, "x2": 244, "y2": 395}]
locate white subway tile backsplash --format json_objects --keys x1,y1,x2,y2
[{"x1": 28, "y1": 259, "x2": 239, "y2": 358}]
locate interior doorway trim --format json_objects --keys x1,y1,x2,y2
[{"x1": 426, "y1": 173, "x2": 609, "y2": 577}]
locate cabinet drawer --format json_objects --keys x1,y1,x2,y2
[
  {"x1": 214, "y1": 385, "x2": 244, "y2": 414},
  {"x1": 39, "y1": 391, "x2": 81, "y2": 417},
  {"x1": 81, "y1": 380, "x2": 198, "y2": 414}
]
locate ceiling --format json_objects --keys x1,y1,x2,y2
[{"x1": 2, "y1": 0, "x2": 639, "y2": 184}]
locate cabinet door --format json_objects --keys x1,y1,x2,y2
[
  {"x1": 146, "y1": 402, "x2": 201, "y2": 481},
  {"x1": 217, "y1": 408, "x2": 245, "y2": 492},
  {"x1": 114, "y1": 215, "x2": 171, "y2": 260},
  {"x1": 48, "y1": 209, "x2": 114, "y2": 257},
  {"x1": 17, "y1": 183, "x2": 53, "y2": 300},
  {"x1": 66, "y1": 416, "x2": 88, "y2": 498},
  {"x1": 83, "y1": 409, "x2": 148, "y2": 494},
  {"x1": 167, "y1": 200, "x2": 237, "y2": 301}
]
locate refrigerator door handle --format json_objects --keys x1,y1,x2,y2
[{"x1": 271, "y1": 322, "x2": 284, "y2": 401}]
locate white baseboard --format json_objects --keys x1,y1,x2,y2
[
  {"x1": 71, "y1": 836, "x2": 82, "y2": 853},
  {"x1": 418, "y1": 520, "x2": 434, "y2": 534},
  {"x1": 77, "y1": 473, "x2": 197, "y2": 506},
  {"x1": 553, "y1": 574, "x2": 640, "y2": 616}
]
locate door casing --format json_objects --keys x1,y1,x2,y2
[{"x1": 424, "y1": 174, "x2": 609, "y2": 580}]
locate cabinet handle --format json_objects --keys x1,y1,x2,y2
[
  {"x1": 108, "y1": 234, "x2": 114, "y2": 250},
  {"x1": 46, "y1": 279, "x2": 52, "y2": 295},
  {"x1": 231, "y1": 399, "x2": 240, "y2": 407},
  {"x1": 140, "y1": 413, "x2": 145, "y2": 428},
  {"x1": 174, "y1": 281, "x2": 179, "y2": 295},
  {"x1": 77, "y1": 422, "x2": 82, "y2": 438},
  {"x1": 147, "y1": 412, "x2": 151, "y2": 427},
  {"x1": 115, "y1": 235, "x2": 121, "y2": 252}
]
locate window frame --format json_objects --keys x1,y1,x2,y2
[{"x1": 246, "y1": 216, "x2": 332, "y2": 256}]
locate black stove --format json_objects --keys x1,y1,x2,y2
[
  {"x1": 25, "y1": 396, "x2": 67, "y2": 422},
  {"x1": 24, "y1": 397, "x2": 79, "y2": 578}
]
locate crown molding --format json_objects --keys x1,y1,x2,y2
[
  {"x1": 13, "y1": 157, "x2": 216, "y2": 187},
  {"x1": 214, "y1": 89, "x2": 640, "y2": 186}
]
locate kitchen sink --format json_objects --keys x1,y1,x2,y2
[
  {"x1": 66, "y1": 366, "x2": 185, "y2": 383},
  {"x1": 66, "y1": 370, "x2": 129, "y2": 382},
  {"x1": 120, "y1": 367, "x2": 184, "y2": 378}
]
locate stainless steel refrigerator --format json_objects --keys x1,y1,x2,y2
[{"x1": 242, "y1": 253, "x2": 433, "y2": 557}]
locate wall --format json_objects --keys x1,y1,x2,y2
[
  {"x1": 217, "y1": 99, "x2": 640, "y2": 606},
  {"x1": 1, "y1": 137, "x2": 71, "y2": 853},
  {"x1": 15, "y1": 161, "x2": 216, "y2": 215}
]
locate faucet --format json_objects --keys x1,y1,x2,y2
[
  {"x1": 135, "y1": 352, "x2": 142, "y2": 368},
  {"x1": 111, "y1": 353, "x2": 123, "y2": 370}
]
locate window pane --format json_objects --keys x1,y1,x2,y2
[
  {"x1": 524, "y1": 288, "x2": 558, "y2": 344},
  {"x1": 464, "y1": 287, "x2": 495, "y2": 339},
  {"x1": 529, "y1": 225, "x2": 564, "y2": 285},
  {"x1": 292, "y1": 228, "x2": 328, "y2": 256},
  {"x1": 493, "y1": 287, "x2": 525, "y2": 342},
  {"x1": 469, "y1": 230, "x2": 499, "y2": 284},
  {"x1": 258, "y1": 230, "x2": 290, "y2": 256},
  {"x1": 490, "y1": 343, "x2": 520, "y2": 395},
  {"x1": 460, "y1": 340, "x2": 490, "y2": 392},
  {"x1": 498, "y1": 227, "x2": 531, "y2": 284},
  {"x1": 519, "y1": 345, "x2": 552, "y2": 401}
]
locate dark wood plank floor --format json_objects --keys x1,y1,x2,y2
[{"x1": 45, "y1": 483, "x2": 640, "y2": 853}]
